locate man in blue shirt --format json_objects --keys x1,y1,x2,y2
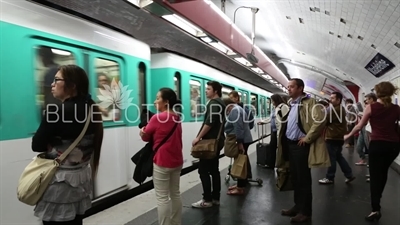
[{"x1": 280, "y1": 78, "x2": 327, "y2": 223}]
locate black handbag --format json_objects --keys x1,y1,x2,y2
[{"x1": 131, "y1": 122, "x2": 178, "y2": 184}]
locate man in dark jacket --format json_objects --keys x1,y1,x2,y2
[{"x1": 318, "y1": 92, "x2": 355, "y2": 184}]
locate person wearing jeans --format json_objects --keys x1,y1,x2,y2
[
  {"x1": 345, "y1": 81, "x2": 400, "y2": 221},
  {"x1": 223, "y1": 98, "x2": 253, "y2": 195},
  {"x1": 191, "y1": 81, "x2": 226, "y2": 208},
  {"x1": 319, "y1": 92, "x2": 355, "y2": 184},
  {"x1": 140, "y1": 88, "x2": 183, "y2": 225}
]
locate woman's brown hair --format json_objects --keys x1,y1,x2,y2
[
  {"x1": 270, "y1": 94, "x2": 285, "y2": 107},
  {"x1": 58, "y1": 65, "x2": 104, "y2": 177},
  {"x1": 374, "y1": 81, "x2": 398, "y2": 107}
]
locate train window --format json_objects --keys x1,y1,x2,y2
[
  {"x1": 266, "y1": 97, "x2": 271, "y2": 116},
  {"x1": 260, "y1": 96, "x2": 266, "y2": 117},
  {"x1": 138, "y1": 62, "x2": 147, "y2": 111},
  {"x1": 221, "y1": 85, "x2": 234, "y2": 99},
  {"x1": 243, "y1": 92, "x2": 248, "y2": 104},
  {"x1": 94, "y1": 58, "x2": 121, "y2": 122},
  {"x1": 190, "y1": 79, "x2": 202, "y2": 118},
  {"x1": 174, "y1": 72, "x2": 181, "y2": 99},
  {"x1": 250, "y1": 94, "x2": 258, "y2": 116},
  {"x1": 35, "y1": 45, "x2": 76, "y2": 116}
]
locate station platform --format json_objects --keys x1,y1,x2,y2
[{"x1": 84, "y1": 145, "x2": 400, "y2": 225}]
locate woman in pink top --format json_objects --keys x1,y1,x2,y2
[
  {"x1": 345, "y1": 81, "x2": 400, "y2": 222},
  {"x1": 140, "y1": 88, "x2": 183, "y2": 225}
]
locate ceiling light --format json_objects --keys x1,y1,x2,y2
[
  {"x1": 209, "y1": 41, "x2": 235, "y2": 55},
  {"x1": 162, "y1": 14, "x2": 206, "y2": 37},
  {"x1": 234, "y1": 57, "x2": 252, "y2": 67},
  {"x1": 251, "y1": 67, "x2": 264, "y2": 74},
  {"x1": 262, "y1": 75, "x2": 272, "y2": 80},
  {"x1": 201, "y1": 36, "x2": 213, "y2": 43}
]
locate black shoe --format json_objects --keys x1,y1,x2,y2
[
  {"x1": 365, "y1": 211, "x2": 381, "y2": 221},
  {"x1": 345, "y1": 176, "x2": 356, "y2": 183}
]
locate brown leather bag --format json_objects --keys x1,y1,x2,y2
[
  {"x1": 224, "y1": 134, "x2": 239, "y2": 158},
  {"x1": 191, "y1": 119, "x2": 224, "y2": 159}
]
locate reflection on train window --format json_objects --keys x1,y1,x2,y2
[
  {"x1": 95, "y1": 58, "x2": 121, "y2": 122},
  {"x1": 251, "y1": 94, "x2": 258, "y2": 116},
  {"x1": 266, "y1": 98, "x2": 271, "y2": 116},
  {"x1": 221, "y1": 86, "x2": 233, "y2": 99},
  {"x1": 138, "y1": 62, "x2": 146, "y2": 111},
  {"x1": 190, "y1": 79, "x2": 203, "y2": 117},
  {"x1": 35, "y1": 45, "x2": 75, "y2": 117},
  {"x1": 243, "y1": 92, "x2": 248, "y2": 104},
  {"x1": 174, "y1": 72, "x2": 182, "y2": 113},
  {"x1": 174, "y1": 72, "x2": 181, "y2": 99},
  {"x1": 260, "y1": 97, "x2": 266, "y2": 117}
]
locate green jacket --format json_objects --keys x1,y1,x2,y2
[{"x1": 325, "y1": 105, "x2": 347, "y2": 140}]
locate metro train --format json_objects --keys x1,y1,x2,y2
[{"x1": 0, "y1": 0, "x2": 273, "y2": 224}]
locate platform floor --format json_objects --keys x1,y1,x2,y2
[{"x1": 126, "y1": 147, "x2": 400, "y2": 225}]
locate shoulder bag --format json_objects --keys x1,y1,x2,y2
[
  {"x1": 191, "y1": 118, "x2": 225, "y2": 160},
  {"x1": 17, "y1": 109, "x2": 92, "y2": 206}
]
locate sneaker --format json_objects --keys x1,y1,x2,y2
[
  {"x1": 355, "y1": 160, "x2": 367, "y2": 166},
  {"x1": 319, "y1": 178, "x2": 334, "y2": 184},
  {"x1": 192, "y1": 199, "x2": 213, "y2": 208},
  {"x1": 366, "y1": 178, "x2": 370, "y2": 182},
  {"x1": 345, "y1": 176, "x2": 356, "y2": 183},
  {"x1": 365, "y1": 174, "x2": 370, "y2": 178},
  {"x1": 212, "y1": 199, "x2": 220, "y2": 206}
]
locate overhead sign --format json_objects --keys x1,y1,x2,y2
[{"x1": 365, "y1": 53, "x2": 395, "y2": 78}]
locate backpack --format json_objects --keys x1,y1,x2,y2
[{"x1": 244, "y1": 105, "x2": 255, "y2": 130}]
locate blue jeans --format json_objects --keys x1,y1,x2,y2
[
  {"x1": 356, "y1": 126, "x2": 369, "y2": 160},
  {"x1": 326, "y1": 140, "x2": 353, "y2": 180}
]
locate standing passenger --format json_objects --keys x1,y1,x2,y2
[
  {"x1": 345, "y1": 82, "x2": 400, "y2": 221},
  {"x1": 191, "y1": 81, "x2": 226, "y2": 208},
  {"x1": 228, "y1": 90, "x2": 254, "y2": 179},
  {"x1": 140, "y1": 88, "x2": 183, "y2": 225},
  {"x1": 32, "y1": 65, "x2": 104, "y2": 225},
  {"x1": 276, "y1": 78, "x2": 329, "y2": 223},
  {"x1": 223, "y1": 98, "x2": 252, "y2": 195}
]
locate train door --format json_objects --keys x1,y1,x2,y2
[{"x1": 86, "y1": 50, "x2": 128, "y2": 199}]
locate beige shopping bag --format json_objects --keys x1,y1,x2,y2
[{"x1": 231, "y1": 154, "x2": 248, "y2": 179}]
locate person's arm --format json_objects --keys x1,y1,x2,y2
[
  {"x1": 31, "y1": 105, "x2": 58, "y2": 152},
  {"x1": 347, "y1": 105, "x2": 371, "y2": 137},
  {"x1": 304, "y1": 100, "x2": 327, "y2": 144},
  {"x1": 140, "y1": 115, "x2": 159, "y2": 142}
]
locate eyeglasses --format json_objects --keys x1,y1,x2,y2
[{"x1": 53, "y1": 78, "x2": 64, "y2": 83}]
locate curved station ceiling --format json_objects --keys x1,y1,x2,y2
[{"x1": 32, "y1": 0, "x2": 399, "y2": 101}]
